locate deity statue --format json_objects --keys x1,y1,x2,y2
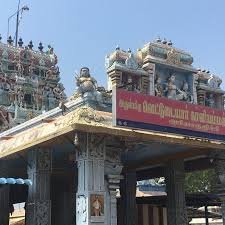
[
  {"x1": 16, "y1": 87, "x2": 25, "y2": 107},
  {"x1": 8, "y1": 85, "x2": 16, "y2": 106},
  {"x1": 0, "y1": 106, "x2": 11, "y2": 132},
  {"x1": 46, "y1": 66, "x2": 60, "y2": 80},
  {"x1": 2, "y1": 75, "x2": 10, "y2": 91},
  {"x1": 120, "y1": 75, "x2": 139, "y2": 92},
  {"x1": 42, "y1": 86, "x2": 50, "y2": 110},
  {"x1": 208, "y1": 75, "x2": 222, "y2": 89},
  {"x1": 164, "y1": 74, "x2": 177, "y2": 100},
  {"x1": 177, "y1": 81, "x2": 193, "y2": 103},
  {"x1": 33, "y1": 89, "x2": 43, "y2": 110},
  {"x1": 76, "y1": 67, "x2": 97, "y2": 96},
  {"x1": 155, "y1": 76, "x2": 163, "y2": 97},
  {"x1": 206, "y1": 94, "x2": 215, "y2": 108},
  {"x1": 92, "y1": 195, "x2": 102, "y2": 217},
  {"x1": 16, "y1": 62, "x2": 24, "y2": 76},
  {"x1": 53, "y1": 83, "x2": 65, "y2": 100}
]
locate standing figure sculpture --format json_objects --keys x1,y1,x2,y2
[
  {"x1": 165, "y1": 74, "x2": 177, "y2": 100},
  {"x1": 155, "y1": 76, "x2": 163, "y2": 97},
  {"x1": 92, "y1": 195, "x2": 102, "y2": 217}
]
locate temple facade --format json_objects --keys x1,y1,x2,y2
[
  {"x1": 0, "y1": 38, "x2": 225, "y2": 225},
  {"x1": 0, "y1": 36, "x2": 66, "y2": 132}
]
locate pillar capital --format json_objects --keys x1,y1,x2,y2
[{"x1": 75, "y1": 132, "x2": 105, "y2": 161}]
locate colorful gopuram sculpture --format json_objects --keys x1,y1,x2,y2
[
  {"x1": 105, "y1": 37, "x2": 224, "y2": 109},
  {"x1": 0, "y1": 35, "x2": 66, "y2": 132}
]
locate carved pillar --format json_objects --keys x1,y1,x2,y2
[
  {"x1": 0, "y1": 160, "x2": 9, "y2": 225},
  {"x1": 120, "y1": 171, "x2": 137, "y2": 225},
  {"x1": 105, "y1": 143, "x2": 123, "y2": 225},
  {"x1": 142, "y1": 62, "x2": 155, "y2": 95},
  {"x1": 197, "y1": 89, "x2": 206, "y2": 106},
  {"x1": 26, "y1": 148, "x2": 52, "y2": 225},
  {"x1": 108, "y1": 70, "x2": 122, "y2": 89},
  {"x1": 213, "y1": 151, "x2": 225, "y2": 225},
  {"x1": 192, "y1": 73, "x2": 198, "y2": 104},
  {"x1": 75, "y1": 132, "x2": 106, "y2": 225},
  {"x1": 165, "y1": 159, "x2": 188, "y2": 225}
]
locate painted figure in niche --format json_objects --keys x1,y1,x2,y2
[
  {"x1": 164, "y1": 74, "x2": 177, "y2": 100},
  {"x1": 206, "y1": 93, "x2": 215, "y2": 108},
  {"x1": 16, "y1": 62, "x2": 24, "y2": 76},
  {"x1": 91, "y1": 194, "x2": 104, "y2": 217},
  {"x1": 177, "y1": 81, "x2": 193, "y2": 103},
  {"x1": 123, "y1": 75, "x2": 139, "y2": 92},
  {"x1": 154, "y1": 75, "x2": 163, "y2": 97}
]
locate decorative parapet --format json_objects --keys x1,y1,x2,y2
[{"x1": 137, "y1": 37, "x2": 194, "y2": 70}]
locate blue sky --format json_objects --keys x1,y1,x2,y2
[{"x1": 0, "y1": 0, "x2": 225, "y2": 96}]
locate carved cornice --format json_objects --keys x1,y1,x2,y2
[{"x1": 0, "y1": 105, "x2": 225, "y2": 159}]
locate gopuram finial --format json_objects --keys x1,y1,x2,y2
[
  {"x1": 7, "y1": 36, "x2": 13, "y2": 45},
  {"x1": 28, "y1": 40, "x2": 33, "y2": 49},
  {"x1": 38, "y1": 42, "x2": 44, "y2": 52},
  {"x1": 18, "y1": 38, "x2": 23, "y2": 47}
]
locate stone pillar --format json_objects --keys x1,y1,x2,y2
[
  {"x1": 26, "y1": 148, "x2": 52, "y2": 225},
  {"x1": 75, "y1": 132, "x2": 106, "y2": 225},
  {"x1": 165, "y1": 159, "x2": 188, "y2": 225},
  {"x1": 142, "y1": 62, "x2": 155, "y2": 95},
  {"x1": 120, "y1": 171, "x2": 137, "y2": 225},
  {"x1": 197, "y1": 89, "x2": 206, "y2": 106},
  {"x1": 108, "y1": 70, "x2": 122, "y2": 89},
  {"x1": 213, "y1": 151, "x2": 225, "y2": 225},
  {"x1": 0, "y1": 160, "x2": 9, "y2": 225},
  {"x1": 105, "y1": 142, "x2": 123, "y2": 225},
  {"x1": 192, "y1": 73, "x2": 198, "y2": 104}
]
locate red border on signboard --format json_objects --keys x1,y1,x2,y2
[{"x1": 113, "y1": 88, "x2": 225, "y2": 140}]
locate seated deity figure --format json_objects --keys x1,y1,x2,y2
[
  {"x1": 177, "y1": 81, "x2": 193, "y2": 103},
  {"x1": 76, "y1": 67, "x2": 97, "y2": 95},
  {"x1": 75, "y1": 67, "x2": 105, "y2": 106},
  {"x1": 164, "y1": 74, "x2": 177, "y2": 100},
  {"x1": 121, "y1": 76, "x2": 139, "y2": 92},
  {"x1": 155, "y1": 76, "x2": 163, "y2": 97}
]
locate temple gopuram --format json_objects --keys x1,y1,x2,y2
[
  {"x1": 0, "y1": 36, "x2": 66, "y2": 132},
  {"x1": 0, "y1": 38, "x2": 225, "y2": 225}
]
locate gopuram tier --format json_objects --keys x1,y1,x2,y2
[{"x1": 0, "y1": 35, "x2": 66, "y2": 132}]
